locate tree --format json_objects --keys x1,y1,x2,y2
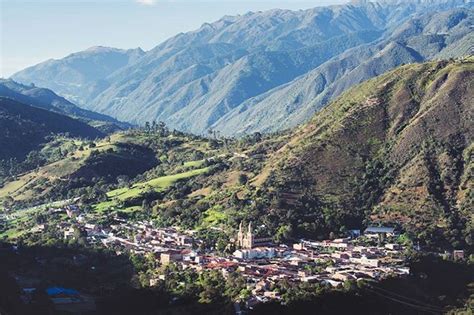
[{"x1": 238, "y1": 173, "x2": 248, "y2": 185}]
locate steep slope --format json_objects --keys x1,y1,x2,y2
[
  {"x1": 0, "y1": 97, "x2": 104, "y2": 160},
  {"x1": 214, "y1": 8, "x2": 474, "y2": 135},
  {"x1": 11, "y1": 46, "x2": 145, "y2": 105},
  {"x1": 255, "y1": 58, "x2": 473, "y2": 247},
  {"x1": 11, "y1": 0, "x2": 471, "y2": 135},
  {"x1": 0, "y1": 79, "x2": 124, "y2": 126}
]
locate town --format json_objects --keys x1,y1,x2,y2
[{"x1": 15, "y1": 201, "x2": 416, "y2": 309}]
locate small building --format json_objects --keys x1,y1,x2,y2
[
  {"x1": 263, "y1": 291, "x2": 280, "y2": 299},
  {"x1": 301, "y1": 275, "x2": 319, "y2": 283},
  {"x1": 178, "y1": 235, "x2": 193, "y2": 246},
  {"x1": 64, "y1": 227, "x2": 76, "y2": 240},
  {"x1": 453, "y1": 250, "x2": 465, "y2": 260},
  {"x1": 350, "y1": 256, "x2": 380, "y2": 267},
  {"x1": 364, "y1": 226, "x2": 396, "y2": 237},
  {"x1": 233, "y1": 247, "x2": 275, "y2": 260},
  {"x1": 332, "y1": 252, "x2": 350, "y2": 260},
  {"x1": 160, "y1": 251, "x2": 182, "y2": 265},
  {"x1": 293, "y1": 243, "x2": 305, "y2": 250},
  {"x1": 385, "y1": 243, "x2": 401, "y2": 250},
  {"x1": 85, "y1": 224, "x2": 98, "y2": 231}
]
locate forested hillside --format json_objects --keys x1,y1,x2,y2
[
  {"x1": 255, "y1": 58, "x2": 473, "y2": 248},
  {"x1": 0, "y1": 97, "x2": 104, "y2": 161}
]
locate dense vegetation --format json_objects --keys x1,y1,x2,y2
[{"x1": 0, "y1": 97, "x2": 103, "y2": 161}]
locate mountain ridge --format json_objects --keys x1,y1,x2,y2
[
  {"x1": 10, "y1": 0, "x2": 473, "y2": 135},
  {"x1": 0, "y1": 79, "x2": 130, "y2": 133}
]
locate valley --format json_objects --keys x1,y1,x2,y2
[
  {"x1": 1, "y1": 0, "x2": 473, "y2": 314},
  {"x1": 0, "y1": 58, "x2": 472, "y2": 314}
]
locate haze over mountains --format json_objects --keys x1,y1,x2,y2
[
  {"x1": 0, "y1": 79, "x2": 129, "y2": 133},
  {"x1": 10, "y1": 0, "x2": 474, "y2": 136},
  {"x1": 11, "y1": 47, "x2": 145, "y2": 106}
]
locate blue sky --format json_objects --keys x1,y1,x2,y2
[{"x1": 1, "y1": 0, "x2": 348, "y2": 77}]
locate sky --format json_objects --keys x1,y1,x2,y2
[{"x1": 0, "y1": 0, "x2": 348, "y2": 77}]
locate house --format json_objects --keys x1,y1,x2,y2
[
  {"x1": 364, "y1": 226, "x2": 396, "y2": 237},
  {"x1": 160, "y1": 250, "x2": 182, "y2": 265},
  {"x1": 63, "y1": 227, "x2": 76, "y2": 239},
  {"x1": 31, "y1": 224, "x2": 47, "y2": 233},
  {"x1": 84, "y1": 223, "x2": 97, "y2": 230},
  {"x1": 350, "y1": 256, "x2": 380, "y2": 267},
  {"x1": 233, "y1": 247, "x2": 275, "y2": 260},
  {"x1": 385, "y1": 243, "x2": 401, "y2": 250},
  {"x1": 149, "y1": 278, "x2": 160, "y2": 286},
  {"x1": 178, "y1": 235, "x2": 193, "y2": 246},
  {"x1": 293, "y1": 243, "x2": 305, "y2": 250},
  {"x1": 301, "y1": 275, "x2": 319, "y2": 283},
  {"x1": 453, "y1": 250, "x2": 465, "y2": 260},
  {"x1": 263, "y1": 291, "x2": 280, "y2": 299}
]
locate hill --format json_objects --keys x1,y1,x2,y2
[
  {"x1": 0, "y1": 79, "x2": 130, "y2": 133},
  {"x1": 0, "y1": 97, "x2": 104, "y2": 161},
  {"x1": 254, "y1": 58, "x2": 473, "y2": 248},
  {"x1": 10, "y1": 1, "x2": 473, "y2": 135}
]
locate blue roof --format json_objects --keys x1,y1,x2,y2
[
  {"x1": 46, "y1": 287, "x2": 79, "y2": 296},
  {"x1": 364, "y1": 226, "x2": 395, "y2": 233}
]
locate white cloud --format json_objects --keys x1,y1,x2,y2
[{"x1": 136, "y1": 0, "x2": 157, "y2": 5}]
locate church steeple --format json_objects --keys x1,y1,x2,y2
[
  {"x1": 236, "y1": 220, "x2": 256, "y2": 249},
  {"x1": 237, "y1": 221, "x2": 244, "y2": 247}
]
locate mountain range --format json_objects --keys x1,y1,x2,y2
[{"x1": 10, "y1": 0, "x2": 474, "y2": 136}]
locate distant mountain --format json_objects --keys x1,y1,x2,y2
[
  {"x1": 0, "y1": 79, "x2": 130, "y2": 133},
  {"x1": 0, "y1": 97, "x2": 104, "y2": 160},
  {"x1": 11, "y1": 0, "x2": 473, "y2": 135},
  {"x1": 215, "y1": 8, "x2": 474, "y2": 135},
  {"x1": 11, "y1": 46, "x2": 145, "y2": 105}
]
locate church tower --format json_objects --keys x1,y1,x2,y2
[
  {"x1": 237, "y1": 221, "x2": 244, "y2": 247},
  {"x1": 244, "y1": 221, "x2": 254, "y2": 249},
  {"x1": 237, "y1": 221, "x2": 260, "y2": 249}
]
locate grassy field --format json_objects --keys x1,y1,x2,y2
[
  {"x1": 94, "y1": 166, "x2": 210, "y2": 213},
  {"x1": 202, "y1": 206, "x2": 228, "y2": 227}
]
